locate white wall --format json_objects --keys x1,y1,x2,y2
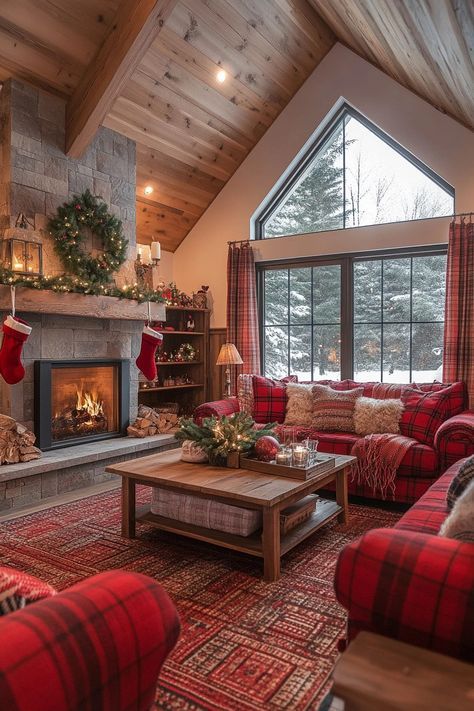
[
  {"x1": 173, "y1": 43, "x2": 474, "y2": 327},
  {"x1": 154, "y1": 248, "x2": 174, "y2": 285}
]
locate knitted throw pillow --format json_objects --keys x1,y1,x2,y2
[
  {"x1": 447, "y1": 456, "x2": 474, "y2": 510},
  {"x1": 0, "y1": 566, "x2": 56, "y2": 616},
  {"x1": 237, "y1": 374, "x2": 254, "y2": 415},
  {"x1": 312, "y1": 385, "x2": 363, "y2": 432},
  {"x1": 354, "y1": 397, "x2": 404, "y2": 435},
  {"x1": 440, "y1": 481, "x2": 474, "y2": 542},
  {"x1": 284, "y1": 383, "x2": 314, "y2": 426}
]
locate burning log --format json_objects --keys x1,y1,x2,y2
[
  {"x1": 51, "y1": 390, "x2": 109, "y2": 441},
  {"x1": 127, "y1": 404, "x2": 178, "y2": 438},
  {"x1": 0, "y1": 415, "x2": 41, "y2": 465}
]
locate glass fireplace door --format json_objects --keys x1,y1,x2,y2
[{"x1": 51, "y1": 364, "x2": 119, "y2": 443}]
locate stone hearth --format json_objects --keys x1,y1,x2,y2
[{"x1": 0, "y1": 434, "x2": 177, "y2": 515}]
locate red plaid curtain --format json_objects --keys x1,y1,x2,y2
[
  {"x1": 227, "y1": 243, "x2": 260, "y2": 387},
  {"x1": 443, "y1": 218, "x2": 474, "y2": 407}
]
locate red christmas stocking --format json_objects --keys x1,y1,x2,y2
[
  {"x1": 136, "y1": 325, "x2": 163, "y2": 381},
  {"x1": 0, "y1": 315, "x2": 32, "y2": 385}
]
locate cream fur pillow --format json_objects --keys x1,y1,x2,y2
[
  {"x1": 284, "y1": 383, "x2": 313, "y2": 426},
  {"x1": 354, "y1": 397, "x2": 404, "y2": 435},
  {"x1": 440, "y1": 481, "x2": 474, "y2": 543}
]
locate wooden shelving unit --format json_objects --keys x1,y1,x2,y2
[{"x1": 138, "y1": 305, "x2": 210, "y2": 416}]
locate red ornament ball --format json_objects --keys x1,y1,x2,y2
[{"x1": 255, "y1": 435, "x2": 280, "y2": 462}]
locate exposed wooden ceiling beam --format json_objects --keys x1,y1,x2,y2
[{"x1": 65, "y1": 0, "x2": 178, "y2": 158}]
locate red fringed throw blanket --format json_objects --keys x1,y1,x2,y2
[{"x1": 351, "y1": 433, "x2": 416, "y2": 499}]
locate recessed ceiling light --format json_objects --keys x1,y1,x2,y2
[
  {"x1": 144, "y1": 185, "x2": 154, "y2": 195},
  {"x1": 216, "y1": 69, "x2": 226, "y2": 83}
]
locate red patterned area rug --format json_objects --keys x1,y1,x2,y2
[{"x1": 0, "y1": 489, "x2": 400, "y2": 710}]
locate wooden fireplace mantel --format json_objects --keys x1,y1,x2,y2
[{"x1": 0, "y1": 285, "x2": 166, "y2": 321}]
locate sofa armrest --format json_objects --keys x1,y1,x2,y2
[
  {"x1": 0, "y1": 571, "x2": 180, "y2": 711},
  {"x1": 194, "y1": 397, "x2": 240, "y2": 423},
  {"x1": 434, "y1": 410, "x2": 474, "y2": 469},
  {"x1": 334, "y1": 528, "x2": 474, "y2": 662}
]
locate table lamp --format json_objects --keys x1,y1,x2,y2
[{"x1": 216, "y1": 343, "x2": 243, "y2": 397}]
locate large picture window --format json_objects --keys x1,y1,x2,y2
[
  {"x1": 260, "y1": 250, "x2": 446, "y2": 383},
  {"x1": 256, "y1": 105, "x2": 454, "y2": 239}
]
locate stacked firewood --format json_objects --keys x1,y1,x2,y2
[
  {"x1": 127, "y1": 404, "x2": 178, "y2": 438},
  {"x1": 0, "y1": 415, "x2": 41, "y2": 464}
]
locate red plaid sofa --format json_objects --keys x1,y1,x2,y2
[
  {"x1": 194, "y1": 379, "x2": 474, "y2": 504},
  {"x1": 334, "y1": 458, "x2": 474, "y2": 662},
  {"x1": 0, "y1": 570, "x2": 180, "y2": 711}
]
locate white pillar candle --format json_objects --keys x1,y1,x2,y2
[{"x1": 151, "y1": 241, "x2": 161, "y2": 261}]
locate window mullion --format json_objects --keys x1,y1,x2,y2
[
  {"x1": 409, "y1": 257, "x2": 413, "y2": 382},
  {"x1": 311, "y1": 267, "x2": 314, "y2": 381},
  {"x1": 342, "y1": 116, "x2": 346, "y2": 230},
  {"x1": 287, "y1": 270, "x2": 290, "y2": 377},
  {"x1": 341, "y1": 257, "x2": 352, "y2": 380},
  {"x1": 380, "y1": 261, "x2": 384, "y2": 382}
]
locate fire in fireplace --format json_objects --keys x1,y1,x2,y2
[{"x1": 35, "y1": 360, "x2": 130, "y2": 450}]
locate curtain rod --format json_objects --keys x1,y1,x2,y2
[
  {"x1": 227, "y1": 239, "x2": 251, "y2": 245},
  {"x1": 452, "y1": 211, "x2": 473, "y2": 218}
]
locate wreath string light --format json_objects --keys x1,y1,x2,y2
[{"x1": 48, "y1": 189, "x2": 128, "y2": 284}]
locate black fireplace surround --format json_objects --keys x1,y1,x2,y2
[{"x1": 34, "y1": 359, "x2": 130, "y2": 451}]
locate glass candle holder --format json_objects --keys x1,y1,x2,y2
[
  {"x1": 275, "y1": 447, "x2": 293, "y2": 466},
  {"x1": 292, "y1": 446, "x2": 309, "y2": 467}
]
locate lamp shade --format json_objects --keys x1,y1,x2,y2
[{"x1": 216, "y1": 342, "x2": 243, "y2": 366}]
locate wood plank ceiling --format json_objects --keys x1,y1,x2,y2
[
  {"x1": 307, "y1": 0, "x2": 474, "y2": 132},
  {"x1": 104, "y1": 0, "x2": 335, "y2": 251},
  {"x1": 0, "y1": 1, "x2": 472, "y2": 252}
]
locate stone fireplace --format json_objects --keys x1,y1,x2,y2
[
  {"x1": 34, "y1": 358, "x2": 130, "y2": 450},
  {"x1": 0, "y1": 79, "x2": 175, "y2": 516}
]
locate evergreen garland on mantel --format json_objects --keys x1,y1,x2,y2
[{"x1": 0, "y1": 268, "x2": 166, "y2": 303}]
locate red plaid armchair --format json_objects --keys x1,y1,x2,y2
[
  {"x1": 334, "y1": 459, "x2": 474, "y2": 662},
  {"x1": 0, "y1": 570, "x2": 180, "y2": 711}
]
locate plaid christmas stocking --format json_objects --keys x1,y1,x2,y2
[
  {"x1": 0, "y1": 315, "x2": 32, "y2": 385},
  {"x1": 136, "y1": 325, "x2": 163, "y2": 381}
]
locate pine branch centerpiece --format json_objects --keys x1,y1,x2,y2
[{"x1": 175, "y1": 413, "x2": 277, "y2": 467}]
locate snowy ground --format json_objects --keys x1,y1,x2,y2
[{"x1": 277, "y1": 367, "x2": 443, "y2": 384}]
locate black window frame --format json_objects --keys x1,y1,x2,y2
[
  {"x1": 254, "y1": 103, "x2": 455, "y2": 240},
  {"x1": 257, "y1": 245, "x2": 448, "y2": 382}
]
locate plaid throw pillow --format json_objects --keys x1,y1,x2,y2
[
  {"x1": 447, "y1": 456, "x2": 474, "y2": 510},
  {"x1": 252, "y1": 375, "x2": 296, "y2": 423},
  {"x1": 312, "y1": 384, "x2": 363, "y2": 432},
  {"x1": 400, "y1": 385, "x2": 461, "y2": 446},
  {"x1": 413, "y1": 381, "x2": 466, "y2": 419},
  {"x1": 0, "y1": 566, "x2": 56, "y2": 616}
]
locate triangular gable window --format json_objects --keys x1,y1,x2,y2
[{"x1": 257, "y1": 105, "x2": 454, "y2": 239}]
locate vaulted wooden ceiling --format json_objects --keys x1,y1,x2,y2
[{"x1": 0, "y1": 1, "x2": 472, "y2": 252}]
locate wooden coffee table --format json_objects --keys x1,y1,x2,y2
[{"x1": 106, "y1": 450, "x2": 355, "y2": 581}]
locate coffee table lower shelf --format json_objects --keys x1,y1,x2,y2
[
  {"x1": 136, "y1": 498, "x2": 341, "y2": 563},
  {"x1": 110, "y1": 448, "x2": 354, "y2": 581}
]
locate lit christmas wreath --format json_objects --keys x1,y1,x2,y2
[{"x1": 48, "y1": 189, "x2": 128, "y2": 283}]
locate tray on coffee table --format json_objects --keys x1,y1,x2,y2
[{"x1": 239, "y1": 453, "x2": 336, "y2": 480}]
